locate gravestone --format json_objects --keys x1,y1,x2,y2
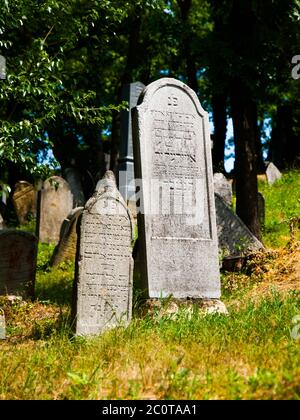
[
  {"x1": 37, "y1": 176, "x2": 73, "y2": 244},
  {"x1": 51, "y1": 207, "x2": 84, "y2": 267},
  {"x1": 12, "y1": 181, "x2": 37, "y2": 225},
  {"x1": 266, "y1": 162, "x2": 282, "y2": 185},
  {"x1": 213, "y1": 173, "x2": 233, "y2": 206},
  {"x1": 215, "y1": 193, "x2": 264, "y2": 256},
  {"x1": 257, "y1": 192, "x2": 265, "y2": 229},
  {"x1": 118, "y1": 82, "x2": 145, "y2": 210},
  {"x1": 132, "y1": 78, "x2": 221, "y2": 299},
  {"x1": 0, "y1": 213, "x2": 4, "y2": 229},
  {"x1": 63, "y1": 168, "x2": 85, "y2": 207},
  {"x1": 73, "y1": 171, "x2": 134, "y2": 336},
  {"x1": 0, "y1": 230, "x2": 37, "y2": 297}
]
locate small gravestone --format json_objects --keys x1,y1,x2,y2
[
  {"x1": 213, "y1": 173, "x2": 233, "y2": 206},
  {"x1": 0, "y1": 230, "x2": 37, "y2": 298},
  {"x1": 215, "y1": 193, "x2": 264, "y2": 256},
  {"x1": 73, "y1": 171, "x2": 134, "y2": 336},
  {"x1": 12, "y1": 181, "x2": 37, "y2": 225},
  {"x1": 266, "y1": 162, "x2": 282, "y2": 185},
  {"x1": 118, "y1": 82, "x2": 145, "y2": 209},
  {"x1": 132, "y1": 78, "x2": 221, "y2": 299},
  {"x1": 51, "y1": 207, "x2": 84, "y2": 267},
  {"x1": 257, "y1": 192, "x2": 265, "y2": 229},
  {"x1": 37, "y1": 176, "x2": 73, "y2": 244}
]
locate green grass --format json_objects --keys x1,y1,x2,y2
[
  {"x1": 259, "y1": 170, "x2": 300, "y2": 248},
  {"x1": 0, "y1": 290, "x2": 300, "y2": 399},
  {"x1": 0, "y1": 170, "x2": 299, "y2": 400}
]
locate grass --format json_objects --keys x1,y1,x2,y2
[
  {"x1": 0, "y1": 170, "x2": 299, "y2": 400},
  {"x1": 259, "y1": 170, "x2": 300, "y2": 248}
]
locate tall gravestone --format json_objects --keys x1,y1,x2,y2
[
  {"x1": 132, "y1": 78, "x2": 221, "y2": 299},
  {"x1": 12, "y1": 181, "x2": 37, "y2": 225},
  {"x1": 51, "y1": 207, "x2": 84, "y2": 267},
  {"x1": 0, "y1": 230, "x2": 37, "y2": 298},
  {"x1": 118, "y1": 82, "x2": 145, "y2": 210},
  {"x1": 73, "y1": 171, "x2": 134, "y2": 336},
  {"x1": 37, "y1": 176, "x2": 73, "y2": 244}
]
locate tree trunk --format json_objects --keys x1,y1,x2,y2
[
  {"x1": 212, "y1": 93, "x2": 227, "y2": 172},
  {"x1": 231, "y1": 79, "x2": 261, "y2": 240},
  {"x1": 268, "y1": 104, "x2": 299, "y2": 169},
  {"x1": 110, "y1": 9, "x2": 142, "y2": 173},
  {"x1": 177, "y1": 0, "x2": 198, "y2": 93}
]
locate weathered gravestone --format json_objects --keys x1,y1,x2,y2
[
  {"x1": 73, "y1": 171, "x2": 134, "y2": 336},
  {"x1": 215, "y1": 193, "x2": 264, "y2": 256},
  {"x1": 132, "y1": 78, "x2": 221, "y2": 299},
  {"x1": 51, "y1": 206, "x2": 84, "y2": 267},
  {"x1": 257, "y1": 192, "x2": 265, "y2": 229},
  {"x1": 118, "y1": 82, "x2": 145, "y2": 211},
  {"x1": 213, "y1": 173, "x2": 233, "y2": 206},
  {"x1": 37, "y1": 176, "x2": 73, "y2": 244},
  {"x1": 266, "y1": 162, "x2": 282, "y2": 185},
  {"x1": 12, "y1": 181, "x2": 37, "y2": 225},
  {"x1": 0, "y1": 230, "x2": 37, "y2": 297}
]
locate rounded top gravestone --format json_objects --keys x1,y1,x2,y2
[
  {"x1": 132, "y1": 78, "x2": 221, "y2": 299},
  {"x1": 38, "y1": 176, "x2": 73, "y2": 244},
  {"x1": 73, "y1": 171, "x2": 134, "y2": 336}
]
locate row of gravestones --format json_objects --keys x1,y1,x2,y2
[{"x1": 0, "y1": 78, "x2": 282, "y2": 336}]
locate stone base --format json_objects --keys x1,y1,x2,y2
[{"x1": 141, "y1": 298, "x2": 228, "y2": 319}]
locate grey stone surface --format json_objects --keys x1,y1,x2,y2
[
  {"x1": 118, "y1": 82, "x2": 145, "y2": 203},
  {"x1": 266, "y1": 162, "x2": 282, "y2": 185},
  {"x1": 73, "y1": 171, "x2": 134, "y2": 336},
  {"x1": 37, "y1": 176, "x2": 73, "y2": 244},
  {"x1": 257, "y1": 192, "x2": 265, "y2": 229},
  {"x1": 12, "y1": 181, "x2": 37, "y2": 225},
  {"x1": 0, "y1": 213, "x2": 4, "y2": 229},
  {"x1": 63, "y1": 168, "x2": 85, "y2": 207},
  {"x1": 132, "y1": 78, "x2": 221, "y2": 299},
  {"x1": 0, "y1": 230, "x2": 37, "y2": 297},
  {"x1": 213, "y1": 173, "x2": 233, "y2": 206},
  {"x1": 51, "y1": 207, "x2": 84, "y2": 267},
  {"x1": 215, "y1": 193, "x2": 264, "y2": 256}
]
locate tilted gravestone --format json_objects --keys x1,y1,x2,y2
[
  {"x1": 0, "y1": 230, "x2": 37, "y2": 297},
  {"x1": 50, "y1": 207, "x2": 84, "y2": 267},
  {"x1": 257, "y1": 192, "x2": 265, "y2": 229},
  {"x1": 12, "y1": 181, "x2": 37, "y2": 225},
  {"x1": 266, "y1": 162, "x2": 282, "y2": 185},
  {"x1": 215, "y1": 193, "x2": 264, "y2": 256},
  {"x1": 213, "y1": 173, "x2": 233, "y2": 206},
  {"x1": 73, "y1": 171, "x2": 134, "y2": 336},
  {"x1": 37, "y1": 176, "x2": 73, "y2": 244},
  {"x1": 132, "y1": 78, "x2": 221, "y2": 299},
  {"x1": 118, "y1": 82, "x2": 145, "y2": 210}
]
